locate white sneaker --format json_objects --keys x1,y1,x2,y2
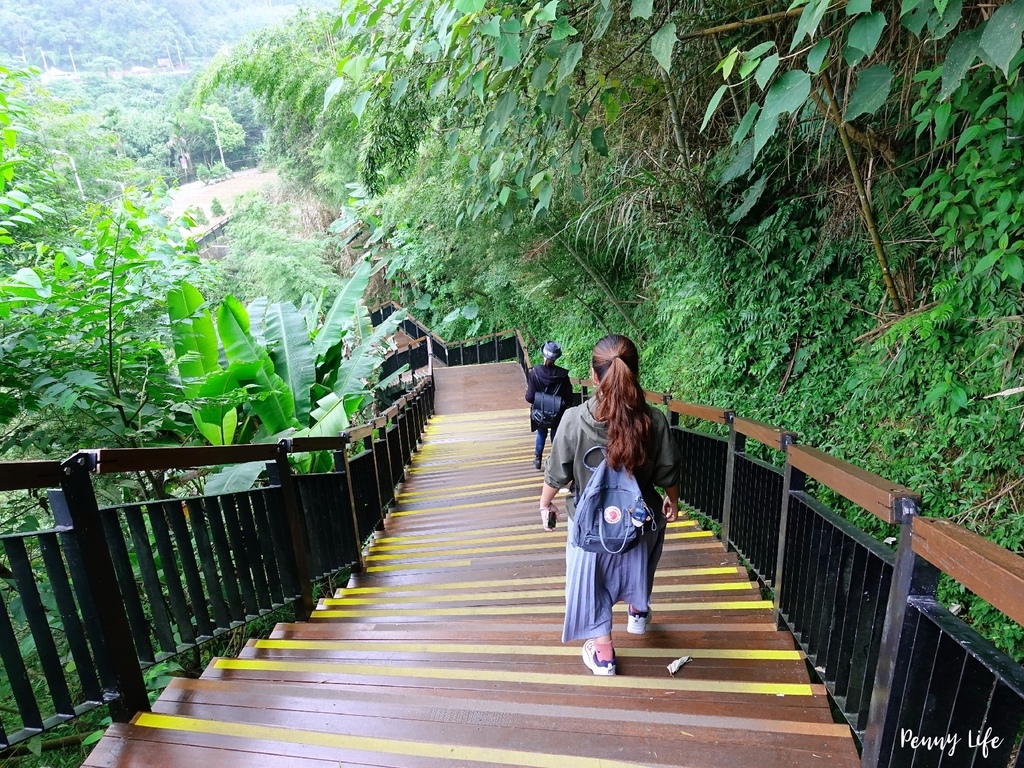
[
  {"x1": 582, "y1": 639, "x2": 616, "y2": 675},
  {"x1": 627, "y1": 607, "x2": 651, "y2": 635}
]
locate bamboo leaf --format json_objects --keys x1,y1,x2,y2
[
  {"x1": 979, "y1": 0, "x2": 1024, "y2": 76},
  {"x1": 701, "y1": 84, "x2": 728, "y2": 131},
  {"x1": 940, "y1": 30, "x2": 980, "y2": 100},
  {"x1": 630, "y1": 0, "x2": 653, "y2": 19},
  {"x1": 845, "y1": 64, "x2": 893, "y2": 120},
  {"x1": 651, "y1": 23, "x2": 677, "y2": 73},
  {"x1": 557, "y1": 42, "x2": 584, "y2": 84}
]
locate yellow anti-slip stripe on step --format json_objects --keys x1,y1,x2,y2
[
  {"x1": 366, "y1": 559, "x2": 473, "y2": 573},
  {"x1": 254, "y1": 639, "x2": 803, "y2": 661},
  {"x1": 134, "y1": 713, "x2": 644, "y2": 768},
  {"x1": 429, "y1": 409, "x2": 528, "y2": 422},
  {"x1": 341, "y1": 566, "x2": 742, "y2": 594},
  {"x1": 365, "y1": 531, "x2": 714, "y2": 561},
  {"x1": 370, "y1": 522, "x2": 698, "y2": 551},
  {"x1": 212, "y1": 658, "x2": 812, "y2": 696},
  {"x1": 321, "y1": 581, "x2": 754, "y2": 605},
  {"x1": 399, "y1": 485, "x2": 544, "y2": 508},
  {"x1": 397, "y1": 481, "x2": 544, "y2": 505},
  {"x1": 408, "y1": 457, "x2": 536, "y2": 474},
  {"x1": 373, "y1": 518, "x2": 694, "y2": 544},
  {"x1": 390, "y1": 495, "x2": 537, "y2": 517},
  {"x1": 312, "y1": 600, "x2": 773, "y2": 618}
]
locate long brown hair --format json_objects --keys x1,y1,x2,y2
[{"x1": 592, "y1": 335, "x2": 650, "y2": 474}]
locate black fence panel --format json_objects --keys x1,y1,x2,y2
[
  {"x1": 671, "y1": 428, "x2": 728, "y2": 523},
  {"x1": 433, "y1": 339, "x2": 449, "y2": 366},
  {"x1": 461, "y1": 343, "x2": 479, "y2": 366},
  {"x1": 373, "y1": 436, "x2": 394, "y2": 511},
  {"x1": 411, "y1": 343, "x2": 429, "y2": 370},
  {"x1": 498, "y1": 335, "x2": 517, "y2": 361},
  {"x1": 876, "y1": 600, "x2": 1024, "y2": 767},
  {"x1": 728, "y1": 454, "x2": 784, "y2": 584},
  {"x1": 479, "y1": 337, "x2": 498, "y2": 364},
  {"x1": 387, "y1": 424, "x2": 404, "y2": 488},
  {"x1": 349, "y1": 450, "x2": 381, "y2": 539},
  {"x1": 779, "y1": 492, "x2": 894, "y2": 738},
  {"x1": 294, "y1": 473, "x2": 359, "y2": 579}
]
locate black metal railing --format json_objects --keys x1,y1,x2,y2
[
  {"x1": 371, "y1": 301, "x2": 532, "y2": 378},
  {"x1": 0, "y1": 378, "x2": 433, "y2": 750},
  {"x1": 648, "y1": 389, "x2": 1024, "y2": 767}
]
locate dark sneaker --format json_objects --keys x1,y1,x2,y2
[
  {"x1": 533, "y1": 454, "x2": 542, "y2": 470},
  {"x1": 582, "y1": 639, "x2": 616, "y2": 676}
]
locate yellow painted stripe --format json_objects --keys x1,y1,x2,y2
[
  {"x1": 312, "y1": 600, "x2": 773, "y2": 618},
  {"x1": 428, "y1": 409, "x2": 528, "y2": 422},
  {"x1": 373, "y1": 518, "x2": 695, "y2": 545},
  {"x1": 135, "y1": 713, "x2": 644, "y2": 768},
  {"x1": 407, "y1": 456, "x2": 536, "y2": 473},
  {"x1": 364, "y1": 531, "x2": 714, "y2": 561},
  {"x1": 370, "y1": 523, "x2": 699, "y2": 551},
  {"x1": 398, "y1": 476, "x2": 542, "y2": 500},
  {"x1": 254, "y1": 639, "x2": 803, "y2": 661},
  {"x1": 388, "y1": 495, "x2": 538, "y2": 517},
  {"x1": 322, "y1": 581, "x2": 754, "y2": 605},
  {"x1": 365, "y1": 559, "x2": 473, "y2": 573},
  {"x1": 338, "y1": 567, "x2": 743, "y2": 594},
  {"x1": 399, "y1": 486, "x2": 542, "y2": 508},
  {"x1": 213, "y1": 658, "x2": 811, "y2": 696}
]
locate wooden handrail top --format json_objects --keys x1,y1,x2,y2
[
  {"x1": 788, "y1": 444, "x2": 919, "y2": 524},
  {"x1": 92, "y1": 444, "x2": 278, "y2": 474},
  {"x1": 734, "y1": 417, "x2": 797, "y2": 451},
  {"x1": 347, "y1": 424, "x2": 374, "y2": 442},
  {"x1": 288, "y1": 436, "x2": 347, "y2": 453},
  {"x1": 571, "y1": 377, "x2": 597, "y2": 388},
  {"x1": 912, "y1": 517, "x2": 1024, "y2": 627},
  {"x1": 644, "y1": 390, "x2": 669, "y2": 405},
  {"x1": 667, "y1": 401, "x2": 731, "y2": 425},
  {"x1": 0, "y1": 460, "x2": 62, "y2": 491}
]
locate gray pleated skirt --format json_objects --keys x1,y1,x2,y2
[{"x1": 562, "y1": 516, "x2": 666, "y2": 643}]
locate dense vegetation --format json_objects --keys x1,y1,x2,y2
[{"x1": 200, "y1": 1, "x2": 1024, "y2": 652}]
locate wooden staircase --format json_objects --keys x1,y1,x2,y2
[{"x1": 85, "y1": 362, "x2": 859, "y2": 767}]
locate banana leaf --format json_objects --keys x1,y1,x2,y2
[
  {"x1": 167, "y1": 282, "x2": 218, "y2": 394},
  {"x1": 204, "y1": 460, "x2": 267, "y2": 495},
  {"x1": 264, "y1": 300, "x2": 316, "y2": 426},
  {"x1": 332, "y1": 310, "x2": 406, "y2": 399},
  {"x1": 302, "y1": 391, "x2": 365, "y2": 438},
  {"x1": 312, "y1": 259, "x2": 371, "y2": 362},
  {"x1": 217, "y1": 295, "x2": 298, "y2": 436}
]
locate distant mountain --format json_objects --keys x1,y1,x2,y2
[{"x1": 0, "y1": 0, "x2": 333, "y2": 71}]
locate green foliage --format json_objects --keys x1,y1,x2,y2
[{"x1": 209, "y1": 197, "x2": 225, "y2": 216}]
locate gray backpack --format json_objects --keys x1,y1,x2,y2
[{"x1": 573, "y1": 447, "x2": 655, "y2": 554}]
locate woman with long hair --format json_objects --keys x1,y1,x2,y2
[{"x1": 537, "y1": 334, "x2": 680, "y2": 675}]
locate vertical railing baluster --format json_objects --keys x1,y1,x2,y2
[
  {"x1": 248, "y1": 492, "x2": 285, "y2": 606},
  {"x1": 56, "y1": 456, "x2": 149, "y2": 721},
  {"x1": 184, "y1": 499, "x2": 232, "y2": 630},
  {"x1": 720, "y1": 413, "x2": 740, "y2": 551},
  {"x1": 0, "y1": 593, "x2": 43, "y2": 731},
  {"x1": 4, "y1": 537, "x2": 75, "y2": 715},
  {"x1": 199, "y1": 496, "x2": 245, "y2": 624},
  {"x1": 270, "y1": 442, "x2": 314, "y2": 621},
  {"x1": 862, "y1": 499, "x2": 936, "y2": 768},
  {"x1": 773, "y1": 454, "x2": 803, "y2": 623},
  {"x1": 163, "y1": 500, "x2": 215, "y2": 638},
  {"x1": 145, "y1": 503, "x2": 196, "y2": 645},
  {"x1": 336, "y1": 434, "x2": 366, "y2": 574},
  {"x1": 37, "y1": 534, "x2": 103, "y2": 702}
]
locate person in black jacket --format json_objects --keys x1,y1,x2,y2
[{"x1": 525, "y1": 340, "x2": 573, "y2": 470}]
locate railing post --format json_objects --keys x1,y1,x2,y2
[
  {"x1": 334, "y1": 433, "x2": 365, "y2": 575},
  {"x1": 373, "y1": 418, "x2": 391, "y2": 532},
  {"x1": 720, "y1": 411, "x2": 740, "y2": 552},
  {"x1": 269, "y1": 442, "x2": 314, "y2": 621},
  {"x1": 773, "y1": 441, "x2": 803, "y2": 623},
  {"x1": 56, "y1": 454, "x2": 149, "y2": 722},
  {"x1": 861, "y1": 499, "x2": 936, "y2": 768}
]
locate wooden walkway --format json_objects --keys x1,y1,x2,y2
[{"x1": 86, "y1": 363, "x2": 859, "y2": 767}]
